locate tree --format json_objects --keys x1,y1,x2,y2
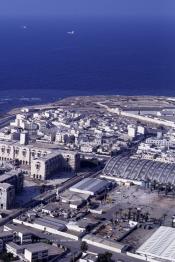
[
  {"x1": 80, "y1": 241, "x2": 88, "y2": 252},
  {"x1": 97, "y1": 252, "x2": 113, "y2": 262}
]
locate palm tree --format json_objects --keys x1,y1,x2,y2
[
  {"x1": 97, "y1": 252, "x2": 113, "y2": 262},
  {"x1": 115, "y1": 211, "x2": 118, "y2": 219},
  {"x1": 144, "y1": 212, "x2": 150, "y2": 222},
  {"x1": 119, "y1": 208, "x2": 123, "y2": 219},
  {"x1": 80, "y1": 241, "x2": 88, "y2": 253},
  {"x1": 128, "y1": 208, "x2": 132, "y2": 220},
  {"x1": 162, "y1": 213, "x2": 167, "y2": 224}
]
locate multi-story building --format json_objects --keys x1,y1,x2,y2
[
  {"x1": 24, "y1": 244, "x2": 48, "y2": 262},
  {"x1": 0, "y1": 140, "x2": 80, "y2": 180},
  {"x1": 31, "y1": 153, "x2": 63, "y2": 180},
  {"x1": 0, "y1": 183, "x2": 15, "y2": 210},
  {"x1": 0, "y1": 170, "x2": 23, "y2": 193},
  {"x1": 31, "y1": 151, "x2": 80, "y2": 180},
  {"x1": 4, "y1": 224, "x2": 33, "y2": 245},
  {"x1": 0, "y1": 140, "x2": 61, "y2": 165},
  {"x1": 0, "y1": 231, "x2": 14, "y2": 246}
]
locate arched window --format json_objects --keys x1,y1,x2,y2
[
  {"x1": 7, "y1": 148, "x2": 11, "y2": 154},
  {"x1": 15, "y1": 148, "x2": 19, "y2": 155},
  {"x1": 31, "y1": 151, "x2": 35, "y2": 157},
  {"x1": 37, "y1": 151, "x2": 41, "y2": 157},
  {"x1": 1, "y1": 147, "x2": 5, "y2": 153},
  {"x1": 22, "y1": 149, "x2": 27, "y2": 157},
  {"x1": 36, "y1": 162, "x2": 41, "y2": 170}
]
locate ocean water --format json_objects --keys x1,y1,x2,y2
[{"x1": 0, "y1": 16, "x2": 175, "y2": 112}]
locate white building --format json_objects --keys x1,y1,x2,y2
[
  {"x1": 6, "y1": 242, "x2": 24, "y2": 258},
  {"x1": 137, "y1": 125, "x2": 145, "y2": 135},
  {"x1": 127, "y1": 125, "x2": 136, "y2": 138},
  {"x1": 69, "y1": 178, "x2": 111, "y2": 196},
  {"x1": 0, "y1": 183, "x2": 15, "y2": 210},
  {"x1": 137, "y1": 226, "x2": 175, "y2": 262},
  {"x1": 0, "y1": 140, "x2": 80, "y2": 180},
  {"x1": 24, "y1": 244, "x2": 48, "y2": 262},
  {"x1": 20, "y1": 131, "x2": 29, "y2": 145},
  {"x1": 31, "y1": 152, "x2": 63, "y2": 180},
  {"x1": 83, "y1": 234, "x2": 126, "y2": 254},
  {"x1": 4, "y1": 224, "x2": 32, "y2": 245}
]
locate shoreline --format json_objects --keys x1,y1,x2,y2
[{"x1": 4, "y1": 94, "x2": 175, "y2": 117}]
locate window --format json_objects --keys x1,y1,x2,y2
[
  {"x1": 1, "y1": 147, "x2": 5, "y2": 153},
  {"x1": 15, "y1": 148, "x2": 19, "y2": 155},
  {"x1": 22, "y1": 150, "x2": 27, "y2": 157},
  {"x1": 31, "y1": 151, "x2": 35, "y2": 157},
  {"x1": 7, "y1": 148, "x2": 10, "y2": 154},
  {"x1": 36, "y1": 162, "x2": 41, "y2": 170},
  {"x1": 37, "y1": 151, "x2": 41, "y2": 157}
]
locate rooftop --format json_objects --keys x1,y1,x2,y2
[
  {"x1": 103, "y1": 156, "x2": 175, "y2": 185},
  {"x1": 83, "y1": 234, "x2": 125, "y2": 251},
  {"x1": 0, "y1": 182, "x2": 13, "y2": 190},
  {"x1": 137, "y1": 226, "x2": 175, "y2": 262},
  {"x1": 69, "y1": 177, "x2": 111, "y2": 196},
  {"x1": 24, "y1": 243, "x2": 48, "y2": 253}
]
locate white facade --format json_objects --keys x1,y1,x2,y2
[
  {"x1": 83, "y1": 234, "x2": 125, "y2": 254},
  {"x1": 0, "y1": 183, "x2": 15, "y2": 210},
  {"x1": 137, "y1": 125, "x2": 145, "y2": 135},
  {"x1": 31, "y1": 153, "x2": 63, "y2": 180},
  {"x1": 0, "y1": 140, "x2": 79, "y2": 180},
  {"x1": 127, "y1": 125, "x2": 136, "y2": 138},
  {"x1": 24, "y1": 246, "x2": 48, "y2": 262},
  {"x1": 20, "y1": 131, "x2": 29, "y2": 145}
]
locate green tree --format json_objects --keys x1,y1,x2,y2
[
  {"x1": 80, "y1": 241, "x2": 88, "y2": 252},
  {"x1": 97, "y1": 251, "x2": 113, "y2": 262}
]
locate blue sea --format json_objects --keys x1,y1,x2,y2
[{"x1": 0, "y1": 16, "x2": 175, "y2": 112}]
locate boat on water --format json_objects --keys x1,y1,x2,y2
[{"x1": 67, "y1": 31, "x2": 75, "y2": 35}]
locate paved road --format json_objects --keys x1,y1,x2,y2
[
  {"x1": 0, "y1": 115, "x2": 15, "y2": 128},
  {"x1": 15, "y1": 225, "x2": 144, "y2": 262}
]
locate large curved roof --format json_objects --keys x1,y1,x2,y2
[{"x1": 103, "y1": 156, "x2": 175, "y2": 185}]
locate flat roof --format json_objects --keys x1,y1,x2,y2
[
  {"x1": 42, "y1": 202, "x2": 59, "y2": 212},
  {"x1": 83, "y1": 234, "x2": 125, "y2": 251},
  {"x1": 0, "y1": 231, "x2": 13, "y2": 237},
  {"x1": 5, "y1": 224, "x2": 32, "y2": 235},
  {"x1": 0, "y1": 140, "x2": 78, "y2": 155},
  {"x1": 33, "y1": 152, "x2": 61, "y2": 162},
  {"x1": 0, "y1": 183, "x2": 13, "y2": 190},
  {"x1": 137, "y1": 226, "x2": 175, "y2": 261},
  {"x1": 24, "y1": 243, "x2": 48, "y2": 253},
  {"x1": 60, "y1": 190, "x2": 89, "y2": 202},
  {"x1": 24, "y1": 243, "x2": 63, "y2": 256},
  {"x1": 34, "y1": 217, "x2": 66, "y2": 231},
  {"x1": 0, "y1": 172, "x2": 19, "y2": 183},
  {"x1": 6, "y1": 242, "x2": 24, "y2": 251}
]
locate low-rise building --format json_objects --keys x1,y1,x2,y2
[
  {"x1": 136, "y1": 226, "x2": 175, "y2": 262},
  {"x1": 31, "y1": 152, "x2": 63, "y2": 180},
  {"x1": 24, "y1": 244, "x2": 48, "y2": 262},
  {"x1": 4, "y1": 224, "x2": 33, "y2": 245},
  {"x1": 0, "y1": 231, "x2": 14, "y2": 248},
  {"x1": 6, "y1": 242, "x2": 24, "y2": 257},
  {"x1": 69, "y1": 178, "x2": 112, "y2": 196},
  {"x1": 83, "y1": 234, "x2": 126, "y2": 254},
  {"x1": 0, "y1": 170, "x2": 23, "y2": 193}
]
